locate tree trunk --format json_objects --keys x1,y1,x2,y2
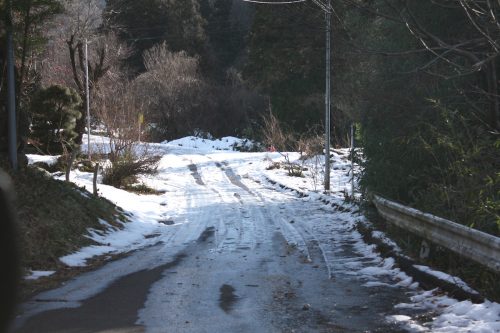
[
  {"x1": 65, "y1": 149, "x2": 77, "y2": 182},
  {"x1": 67, "y1": 37, "x2": 87, "y2": 145},
  {"x1": 74, "y1": 95, "x2": 88, "y2": 145},
  {"x1": 489, "y1": 60, "x2": 500, "y2": 130}
]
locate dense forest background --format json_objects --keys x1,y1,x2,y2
[{"x1": 0, "y1": 0, "x2": 498, "y2": 235}]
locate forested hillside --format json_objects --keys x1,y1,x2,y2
[
  {"x1": 0, "y1": 0, "x2": 498, "y2": 235},
  {"x1": 334, "y1": 1, "x2": 499, "y2": 236}
]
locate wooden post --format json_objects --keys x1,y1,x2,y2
[
  {"x1": 65, "y1": 150, "x2": 77, "y2": 182},
  {"x1": 93, "y1": 162, "x2": 99, "y2": 196}
]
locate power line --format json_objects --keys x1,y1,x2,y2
[
  {"x1": 241, "y1": 0, "x2": 331, "y2": 13},
  {"x1": 116, "y1": 18, "x2": 327, "y2": 43},
  {"x1": 242, "y1": 0, "x2": 306, "y2": 4}
]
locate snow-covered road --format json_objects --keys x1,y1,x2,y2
[
  {"x1": 16, "y1": 136, "x2": 500, "y2": 332},
  {"x1": 136, "y1": 156, "x2": 414, "y2": 332}
]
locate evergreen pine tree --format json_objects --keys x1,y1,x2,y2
[{"x1": 30, "y1": 85, "x2": 82, "y2": 154}]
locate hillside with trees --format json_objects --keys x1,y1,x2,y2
[{"x1": 336, "y1": 1, "x2": 499, "y2": 236}]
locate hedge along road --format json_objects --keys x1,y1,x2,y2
[{"x1": 13, "y1": 153, "x2": 422, "y2": 333}]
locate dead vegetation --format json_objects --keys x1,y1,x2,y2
[
  {"x1": 262, "y1": 111, "x2": 325, "y2": 180},
  {"x1": 101, "y1": 155, "x2": 161, "y2": 189},
  {"x1": 2, "y1": 159, "x2": 127, "y2": 273}
]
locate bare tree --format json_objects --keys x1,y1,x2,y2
[
  {"x1": 94, "y1": 79, "x2": 141, "y2": 162},
  {"x1": 94, "y1": 78, "x2": 160, "y2": 189},
  {"x1": 136, "y1": 42, "x2": 207, "y2": 140},
  {"x1": 41, "y1": 0, "x2": 129, "y2": 144},
  {"x1": 42, "y1": 0, "x2": 102, "y2": 87}
]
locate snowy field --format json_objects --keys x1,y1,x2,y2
[{"x1": 25, "y1": 135, "x2": 500, "y2": 332}]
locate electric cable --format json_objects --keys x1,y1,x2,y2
[{"x1": 242, "y1": 0, "x2": 306, "y2": 4}]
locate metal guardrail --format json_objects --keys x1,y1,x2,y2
[{"x1": 372, "y1": 194, "x2": 500, "y2": 273}]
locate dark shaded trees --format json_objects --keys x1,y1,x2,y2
[
  {"x1": 104, "y1": 0, "x2": 206, "y2": 73},
  {"x1": 0, "y1": 0, "x2": 61, "y2": 159},
  {"x1": 0, "y1": 0, "x2": 9, "y2": 159},
  {"x1": 244, "y1": 2, "x2": 352, "y2": 145},
  {"x1": 335, "y1": 0, "x2": 500, "y2": 234},
  {"x1": 100, "y1": 0, "x2": 264, "y2": 140},
  {"x1": 14, "y1": 0, "x2": 62, "y2": 101},
  {"x1": 199, "y1": 0, "x2": 251, "y2": 80}
]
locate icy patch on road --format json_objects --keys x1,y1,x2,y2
[{"x1": 253, "y1": 162, "x2": 499, "y2": 333}]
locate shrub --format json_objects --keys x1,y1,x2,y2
[
  {"x1": 298, "y1": 134, "x2": 323, "y2": 160},
  {"x1": 261, "y1": 111, "x2": 307, "y2": 177},
  {"x1": 102, "y1": 155, "x2": 160, "y2": 188},
  {"x1": 261, "y1": 110, "x2": 294, "y2": 152}
]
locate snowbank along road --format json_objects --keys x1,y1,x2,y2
[{"x1": 15, "y1": 136, "x2": 500, "y2": 332}]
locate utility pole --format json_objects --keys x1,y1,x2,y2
[
  {"x1": 85, "y1": 39, "x2": 91, "y2": 161},
  {"x1": 6, "y1": 0, "x2": 18, "y2": 170},
  {"x1": 324, "y1": 0, "x2": 331, "y2": 191}
]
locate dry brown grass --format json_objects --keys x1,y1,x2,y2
[{"x1": 3, "y1": 161, "x2": 126, "y2": 271}]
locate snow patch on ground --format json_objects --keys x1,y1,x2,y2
[
  {"x1": 162, "y1": 135, "x2": 255, "y2": 152},
  {"x1": 431, "y1": 300, "x2": 500, "y2": 332},
  {"x1": 24, "y1": 270, "x2": 56, "y2": 280},
  {"x1": 371, "y1": 230, "x2": 403, "y2": 252},
  {"x1": 414, "y1": 264, "x2": 479, "y2": 295},
  {"x1": 26, "y1": 154, "x2": 60, "y2": 166},
  {"x1": 242, "y1": 150, "x2": 499, "y2": 333},
  {"x1": 56, "y1": 169, "x2": 170, "y2": 267},
  {"x1": 395, "y1": 289, "x2": 500, "y2": 332}
]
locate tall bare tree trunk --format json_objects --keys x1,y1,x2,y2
[{"x1": 65, "y1": 149, "x2": 77, "y2": 182}]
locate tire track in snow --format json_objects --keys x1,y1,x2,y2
[
  {"x1": 193, "y1": 159, "x2": 257, "y2": 252},
  {"x1": 187, "y1": 163, "x2": 205, "y2": 186},
  {"x1": 213, "y1": 161, "x2": 313, "y2": 263},
  {"x1": 191, "y1": 160, "x2": 281, "y2": 253},
  {"x1": 237, "y1": 173, "x2": 384, "y2": 281}
]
